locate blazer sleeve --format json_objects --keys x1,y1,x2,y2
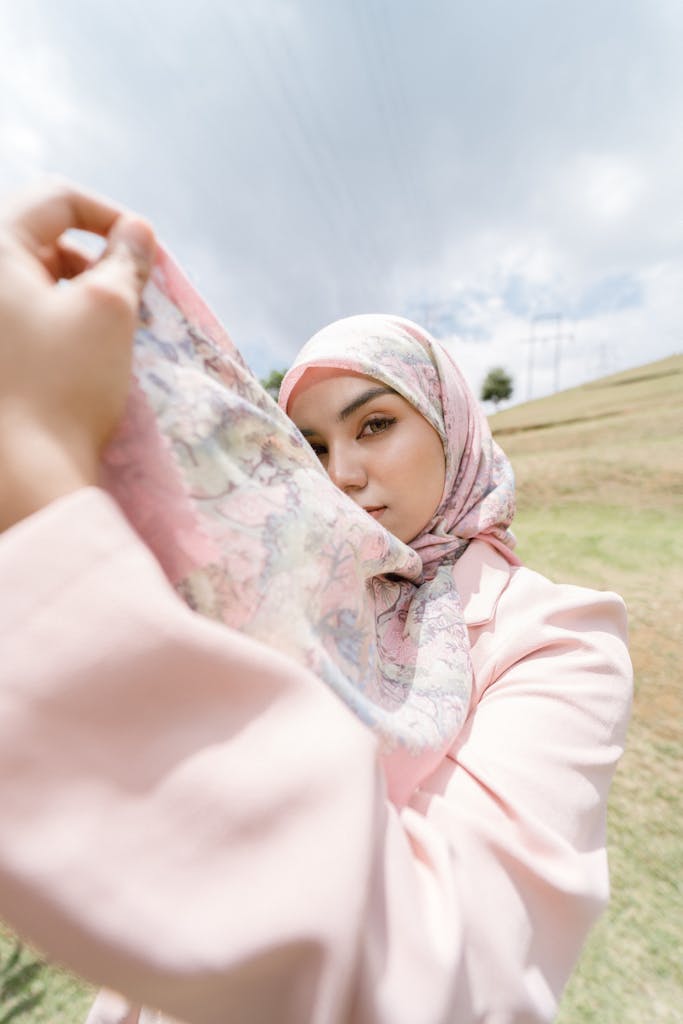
[
  {"x1": 0, "y1": 491, "x2": 632, "y2": 1024},
  {"x1": 407, "y1": 555, "x2": 633, "y2": 1021}
]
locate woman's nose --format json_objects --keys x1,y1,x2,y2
[{"x1": 326, "y1": 444, "x2": 367, "y2": 493}]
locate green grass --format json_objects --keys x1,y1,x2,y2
[
  {"x1": 2, "y1": 353, "x2": 682, "y2": 1022},
  {"x1": 513, "y1": 500, "x2": 683, "y2": 1024},
  {"x1": 492, "y1": 354, "x2": 683, "y2": 1024},
  {"x1": 569, "y1": 717, "x2": 683, "y2": 1024},
  {"x1": 0, "y1": 931, "x2": 93, "y2": 1024},
  {"x1": 514, "y1": 503, "x2": 681, "y2": 590}
]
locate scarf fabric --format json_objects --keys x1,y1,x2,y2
[
  {"x1": 102, "y1": 257, "x2": 515, "y2": 804},
  {"x1": 279, "y1": 315, "x2": 518, "y2": 579},
  {"x1": 279, "y1": 316, "x2": 518, "y2": 798}
]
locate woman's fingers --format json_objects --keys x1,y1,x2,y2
[
  {"x1": 1, "y1": 180, "x2": 156, "y2": 302},
  {"x1": 3, "y1": 178, "x2": 123, "y2": 251},
  {"x1": 52, "y1": 237, "x2": 96, "y2": 281},
  {"x1": 76, "y1": 213, "x2": 156, "y2": 312},
  {"x1": 0, "y1": 180, "x2": 157, "y2": 525}
]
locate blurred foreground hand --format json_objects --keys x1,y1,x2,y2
[{"x1": 0, "y1": 179, "x2": 156, "y2": 529}]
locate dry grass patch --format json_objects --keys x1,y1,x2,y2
[{"x1": 492, "y1": 355, "x2": 683, "y2": 1024}]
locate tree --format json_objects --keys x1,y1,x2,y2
[
  {"x1": 481, "y1": 366, "x2": 514, "y2": 407},
  {"x1": 260, "y1": 368, "x2": 287, "y2": 400}
]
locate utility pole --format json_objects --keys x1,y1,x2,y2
[{"x1": 523, "y1": 314, "x2": 574, "y2": 400}]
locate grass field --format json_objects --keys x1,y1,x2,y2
[
  {"x1": 2, "y1": 354, "x2": 682, "y2": 1022},
  {"x1": 492, "y1": 354, "x2": 683, "y2": 1024}
]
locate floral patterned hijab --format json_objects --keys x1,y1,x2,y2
[
  {"x1": 103, "y1": 257, "x2": 516, "y2": 805},
  {"x1": 279, "y1": 314, "x2": 517, "y2": 579}
]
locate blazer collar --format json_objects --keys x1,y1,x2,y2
[{"x1": 454, "y1": 539, "x2": 514, "y2": 627}]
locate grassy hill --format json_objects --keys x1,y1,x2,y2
[
  {"x1": 490, "y1": 353, "x2": 683, "y2": 1024},
  {"x1": 2, "y1": 353, "x2": 682, "y2": 1023}
]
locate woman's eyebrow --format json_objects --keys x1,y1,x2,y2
[{"x1": 337, "y1": 386, "x2": 396, "y2": 422}]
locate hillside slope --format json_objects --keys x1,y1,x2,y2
[
  {"x1": 490, "y1": 353, "x2": 682, "y2": 1024},
  {"x1": 489, "y1": 353, "x2": 682, "y2": 518},
  {"x1": 490, "y1": 353, "x2": 682, "y2": 434}
]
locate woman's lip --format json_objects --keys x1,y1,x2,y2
[{"x1": 364, "y1": 506, "x2": 387, "y2": 520}]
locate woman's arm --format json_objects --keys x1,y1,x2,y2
[
  {"x1": 0, "y1": 180, "x2": 459, "y2": 1024},
  {"x1": 408, "y1": 555, "x2": 633, "y2": 1021},
  {"x1": 0, "y1": 504, "x2": 631, "y2": 1024},
  {"x1": 0, "y1": 487, "x2": 460, "y2": 1024}
]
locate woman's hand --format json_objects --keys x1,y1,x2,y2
[{"x1": 0, "y1": 179, "x2": 156, "y2": 529}]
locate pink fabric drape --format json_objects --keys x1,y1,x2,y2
[{"x1": 100, "y1": 256, "x2": 479, "y2": 804}]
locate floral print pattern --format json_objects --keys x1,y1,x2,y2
[{"x1": 101, "y1": 256, "x2": 509, "y2": 804}]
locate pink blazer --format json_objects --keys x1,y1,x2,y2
[{"x1": 0, "y1": 489, "x2": 632, "y2": 1024}]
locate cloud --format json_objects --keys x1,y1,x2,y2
[
  {"x1": 0, "y1": 0, "x2": 680, "y2": 397},
  {"x1": 0, "y1": 18, "x2": 80, "y2": 186}
]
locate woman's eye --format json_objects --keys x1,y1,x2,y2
[
  {"x1": 360, "y1": 416, "x2": 396, "y2": 437},
  {"x1": 309, "y1": 442, "x2": 327, "y2": 459}
]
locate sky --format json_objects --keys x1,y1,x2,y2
[{"x1": 2, "y1": 0, "x2": 681, "y2": 405}]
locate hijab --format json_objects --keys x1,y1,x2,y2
[
  {"x1": 280, "y1": 316, "x2": 519, "y2": 799},
  {"x1": 103, "y1": 255, "x2": 516, "y2": 805},
  {"x1": 279, "y1": 314, "x2": 517, "y2": 579}
]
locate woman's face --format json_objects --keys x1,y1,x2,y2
[{"x1": 288, "y1": 369, "x2": 446, "y2": 544}]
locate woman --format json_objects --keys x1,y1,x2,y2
[
  {"x1": 277, "y1": 313, "x2": 633, "y2": 1011},
  {"x1": 0, "y1": 182, "x2": 631, "y2": 1024}
]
